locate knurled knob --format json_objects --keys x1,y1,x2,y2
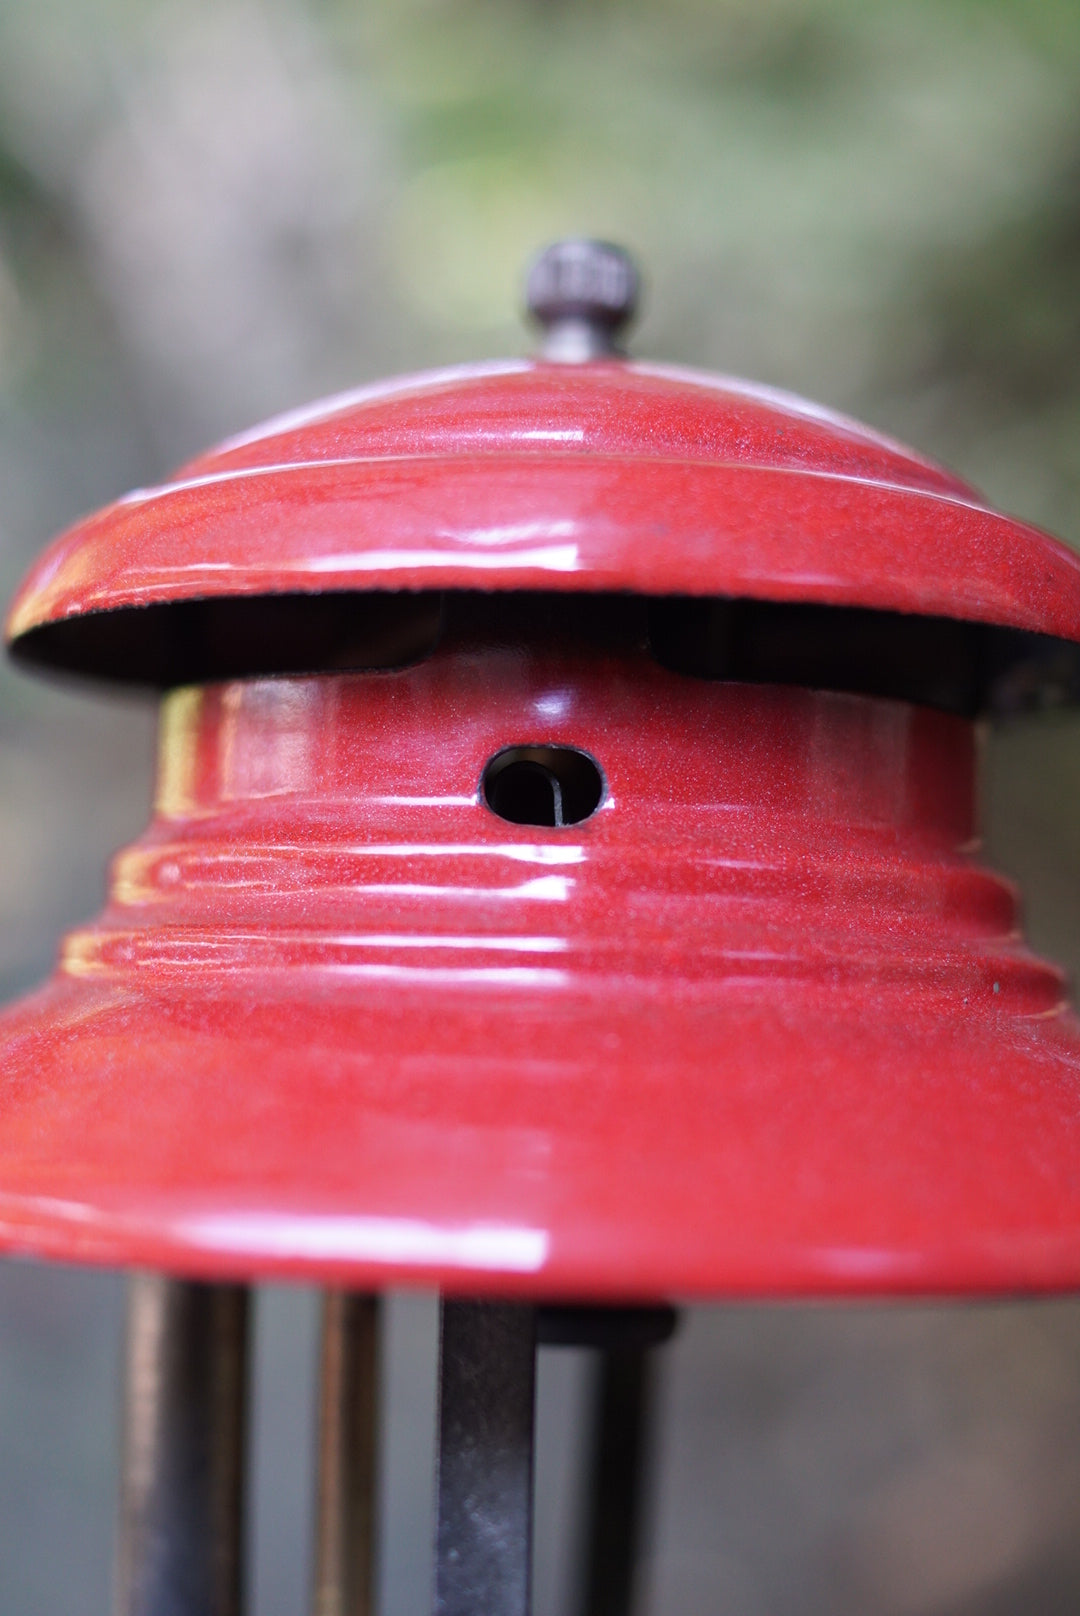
[{"x1": 525, "y1": 239, "x2": 640, "y2": 362}]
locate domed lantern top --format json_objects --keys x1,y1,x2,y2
[
  {"x1": 4, "y1": 241, "x2": 1080, "y2": 1300},
  {"x1": 10, "y1": 240, "x2": 1080, "y2": 684}
]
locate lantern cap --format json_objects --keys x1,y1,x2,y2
[{"x1": 8, "y1": 240, "x2": 1080, "y2": 682}]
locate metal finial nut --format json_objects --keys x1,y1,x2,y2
[{"x1": 525, "y1": 240, "x2": 640, "y2": 362}]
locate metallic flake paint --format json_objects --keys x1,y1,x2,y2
[
  {"x1": 9, "y1": 362, "x2": 1080, "y2": 648},
  {"x1": 0, "y1": 644, "x2": 1078, "y2": 1296}
]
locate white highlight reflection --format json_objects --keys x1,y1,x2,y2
[
  {"x1": 306, "y1": 546, "x2": 580, "y2": 573},
  {"x1": 342, "y1": 875, "x2": 573, "y2": 902},
  {"x1": 180, "y1": 1213, "x2": 549, "y2": 1272},
  {"x1": 323, "y1": 933, "x2": 566, "y2": 953},
  {"x1": 369, "y1": 795, "x2": 478, "y2": 807},
  {"x1": 317, "y1": 965, "x2": 567, "y2": 986},
  {"x1": 333, "y1": 843, "x2": 586, "y2": 865},
  {"x1": 515, "y1": 429, "x2": 585, "y2": 443},
  {"x1": 0, "y1": 1196, "x2": 550, "y2": 1276},
  {"x1": 447, "y1": 518, "x2": 575, "y2": 547},
  {"x1": 533, "y1": 690, "x2": 572, "y2": 718}
]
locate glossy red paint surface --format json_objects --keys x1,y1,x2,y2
[
  {"x1": 1, "y1": 635, "x2": 1079, "y2": 1297},
  {"x1": 9, "y1": 361, "x2": 1080, "y2": 647}
]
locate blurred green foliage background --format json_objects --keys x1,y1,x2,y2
[{"x1": 3, "y1": 2, "x2": 1080, "y2": 1613}]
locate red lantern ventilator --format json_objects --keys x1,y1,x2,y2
[{"x1": 2, "y1": 240, "x2": 1080, "y2": 1615}]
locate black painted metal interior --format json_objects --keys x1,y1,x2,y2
[
  {"x1": 648, "y1": 595, "x2": 1080, "y2": 717},
  {"x1": 8, "y1": 591, "x2": 445, "y2": 686},
  {"x1": 9, "y1": 587, "x2": 1080, "y2": 715}
]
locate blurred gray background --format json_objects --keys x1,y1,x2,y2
[{"x1": 2, "y1": 0, "x2": 1080, "y2": 1611}]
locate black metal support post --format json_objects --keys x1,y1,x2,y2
[
  {"x1": 116, "y1": 1274, "x2": 250, "y2": 1616},
  {"x1": 536, "y1": 1302, "x2": 674, "y2": 1616},
  {"x1": 580, "y1": 1344, "x2": 655, "y2": 1616},
  {"x1": 313, "y1": 1292, "x2": 380, "y2": 1616},
  {"x1": 434, "y1": 1300, "x2": 537, "y2": 1616}
]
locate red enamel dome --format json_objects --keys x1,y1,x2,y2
[{"x1": 8, "y1": 358, "x2": 1080, "y2": 651}]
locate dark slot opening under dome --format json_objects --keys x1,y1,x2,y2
[{"x1": 9, "y1": 588, "x2": 1080, "y2": 718}]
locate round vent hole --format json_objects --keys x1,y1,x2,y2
[{"x1": 482, "y1": 746, "x2": 604, "y2": 828}]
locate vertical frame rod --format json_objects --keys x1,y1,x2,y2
[
  {"x1": 434, "y1": 1300, "x2": 537, "y2": 1616},
  {"x1": 313, "y1": 1292, "x2": 380, "y2": 1616},
  {"x1": 581, "y1": 1347, "x2": 653, "y2": 1616},
  {"x1": 116, "y1": 1273, "x2": 249, "y2": 1616}
]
